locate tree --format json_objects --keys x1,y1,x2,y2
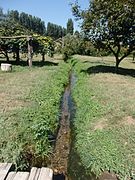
[
  {"x1": 62, "y1": 27, "x2": 67, "y2": 36},
  {"x1": 46, "y1": 22, "x2": 66, "y2": 39},
  {"x1": 33, "y1": 35, "x2": 54, "y2": 61},
  {"x1": 0, "y1": 18, "x2": 30, "y2": 62},
  {"x1": 0, "y1": 7, "x2": 3, "y2": 19},
  {"x1": 0, "y1": 7, "x2": 7, "y2": 22},
  {"x1": 13, "y1": 11, "x2": 46, "y2": 35},
  {"x1": 8, "y1": 10, "x2": 19, "y2": 21},
  {"x1": 72, "y1": 0, "x2": 135, "y2": 72},
  {"x1": 67, "y1": 18, "x2": 74, "y2": 35},
  {"x1": 61, "y1": 33, "x2": 82, "y2": 61}
]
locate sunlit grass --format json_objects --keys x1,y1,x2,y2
[
  {"x1": 0, "y1": 61, "x2": 70, "y2": 170},
  {"x1": 71, "y1": 56, "x2": 135, "y2": 179}
]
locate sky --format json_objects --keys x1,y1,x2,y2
[{"x1": 0, "y1": 0, "x2": 89, "y2": 31}]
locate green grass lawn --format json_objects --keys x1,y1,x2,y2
[
  {"x1": 70, "y1": 55, "x2": 135, "y2": 179},
  {"x1": 0, "y1": 60, "x2": 70, "y2": 170}
]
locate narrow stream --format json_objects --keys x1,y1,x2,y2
[
  {"x1": 51, "y1": 71, "x2": 118, "y2": 180},
  {"x1": 51, "y1": 71, "x2": 75, "y2": 180}
]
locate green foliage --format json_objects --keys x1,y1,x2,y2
[
  {"x1": 0, "y1": 62, "x2": 70, "y2": 170},
  {"x1": 0, "y1": 9, "x2": 64, "y2": 62},
  {"x1": 0, "y1": 19, "x2": 30, "y2": 61},
  {"x1": 67, "y1": 18, "x2": 74, "y2": 35},
  {"x1": 33, "y1": 35, "x2": 54, "y2": 60},
  {"x1": 72, "y1": 0, "x2": 135, "y2": 69},
  {"x1": 0, "y1": 17, "x2": 54, "y2": 62},
  {"x1": 60, "y1": 34, "x2": 98, "y2": 61},
  {"x1": 62, "y1": 34, "x2": 78, "y2": 61},
  {"x1": 46, "y1": 22, "x2": 66, "y2": 39},
  {"x1": 8, "y1": 10, "x2": 46, "y2": 35}
]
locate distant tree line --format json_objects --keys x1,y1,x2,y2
[
  {"x1": 46, "y1": 19, "x2": 74, "y2": 39},
  {"x1": 7, "y1": 10, "x2": 46, "y2": 35},
  {"x1": 46, "y1": 22, "x2": 66, "y2": 39},
  {"x1": 5, "y1": 9, "x2": 74, "y2": 39},
  {"x1": 67, "y1": 18, "x2": 74, "y2": 35}
]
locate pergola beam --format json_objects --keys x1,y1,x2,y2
[{"x1": 0, "y1": 35, "x2": 30, "y2": 39}]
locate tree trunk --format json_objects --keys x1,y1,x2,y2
[
  {"x1": 5, "y1": 51, "x2": 9, "y2": 62},
  {"x1": 15, "y1": 47, "x2": 20, "y2": 63},
  {"x1": 133, "y1": 52, "x2": 135, "y2": 61},
  {"x1": 42, "y1": 53, "x2": 45, "y2": 62},
  {"x1": 115, "y1": 59, "x2": 120, "y2": 73},
  {"x1": 27, "y1": 37, "x2": 33, "y2": 67}
]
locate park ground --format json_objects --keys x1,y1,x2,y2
[
  {"x1": 0, "y1": 55, "x2": 135, "y2": 179},
  {"x1": 70, "y1": 55, "x2": 135, "y2": 180}
]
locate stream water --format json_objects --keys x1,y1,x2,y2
[
  {"x1": 51, "y1": 71, "x2": 75, "y2": 180},
  {"x1": 51, "y1": 71, "x2": 117, "y2": 180}
]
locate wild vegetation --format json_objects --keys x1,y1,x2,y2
[
  {"x1": 69, "y1": 55, "x2": 135, "y2": 179},
  {"x1": 0, "y1": 60, "x2": 70, "y2": 170}
]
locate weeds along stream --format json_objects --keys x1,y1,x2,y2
[
  {"x1": 51, "y1": 69, "x2": 117, "y2": 180},
  {"x1": 50, "y1": 58, "x2": 134, "y2": 180}
]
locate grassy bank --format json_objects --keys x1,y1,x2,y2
[
  {"x1": 0, "y1": 61, "x2": 70, "y2": 170},
  {"x1": 71, "y1": 56, "x2": 135, "y2": 179}
]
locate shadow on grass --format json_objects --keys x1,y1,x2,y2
[
  {"x1": 81, "y1": 65, "x2": 135, "y2": 77},
  {"x1": 70, "y1": 59, "x2": 78, "y2": 67},
  {"x1": 0, "y1": 60, "x2": 58, "y2": 67},
  {"x1": 68, "y1": 124, "x2": 97, "y2": 180},
  {"x1": 83, "y1": 60, "x2": 114, "y2": 66}
]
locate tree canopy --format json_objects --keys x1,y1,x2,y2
[
  {"x1": 7, "y1": 10, "x2": 46, "y2": 35},
  {"x1": 0, "y1": 17, "x2": 31, "y2": 61},
  {"x1": 72, "y1": 0, "x2": 135, "y2": 71},
  {"x1": 46, "y1": 22, "x2": 66, "y2": 39},
  {"x1": 67, "y1": 18, "x2": 74, "y2": 35}
]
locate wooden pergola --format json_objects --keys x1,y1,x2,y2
[{"x1": 0, "y1": 35, "x2": 33, "y2": 67}]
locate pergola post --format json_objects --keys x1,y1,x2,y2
[{"x1": 27, "y1": 36, "x2": 33, "y2": 67}]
